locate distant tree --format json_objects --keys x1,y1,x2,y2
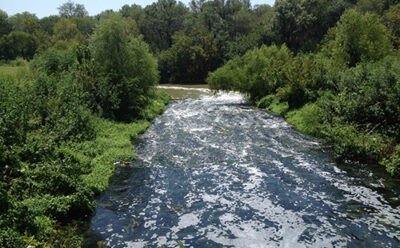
[
  {"x1": 383, "y1": 3, "x2": 400, "y2": 48},
  {"x1": 8, "y1": 12, "x2": 39, "y2": 34},
  {"x1": 124, "y1": 17, "x2": 140, "y2": 38},
  {"x1": 71, "y1": 16, "x2": 96, "y2": 36},
  {"x1": 0, "y1": 31, "x2": 37, "y2": 60},
  {"x1": 159, "y1": 27, "x2": 218, "y2": 83},
  {"x1": 38, "y1": 15, "x2": 60, "y2": 35},
  {"x1": 58, "y1": 1, "x2": 88, "y2": 18},
  {"x1": 355, "y1": 0, "x2": 398, "y2": 14},
  {"x1": 142, "y1": 0, "x2": 189, "y2": 52},
  {"x1": 0, "y1": 10, "x2": 11, "y2": 38},
  {"x1": 52, "y1": 18, "x2": 84, "y2": 49},
  {"x1": 120, "y1": 4, "x2": 146, "y2": 24},
  {"x1": 274, "y1": 0, "x2": 352, "y2": 52}
]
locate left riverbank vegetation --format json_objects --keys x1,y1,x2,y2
[
  {"x1": 0, "y1": 7, "x2": 169, "y2": 247},
  {"x1": 2, "y1": 0, "x2": 400, "y2": 246}
]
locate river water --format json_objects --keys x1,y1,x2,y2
[{"x1": 85, "y1": 87, "x2": 400, "y2": 247}]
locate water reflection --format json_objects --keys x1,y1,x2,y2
[{"x1": 85, "y1": 90, "x2": 400, "y2": 247}]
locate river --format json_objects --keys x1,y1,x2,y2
[{"x1": 85, "y1": 85, "x2": 400, "y2": 247}]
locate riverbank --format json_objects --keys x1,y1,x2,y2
[
  {"x1": 0, "y1": 67, "x2": 170, "y2": 247},
  {"x1": 46, "y1": 93, "x2": 170, "y2": 247}
]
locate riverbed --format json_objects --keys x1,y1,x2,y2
[{"x1": 85, "y1": 86, "x2": 400, "y2": 247}]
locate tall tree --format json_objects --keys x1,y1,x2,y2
[
  {"x1": 52, "y1": 18, "x2": 84, "y2": 49},
  {"x1": 383, "y1": 3, "x2": 400, "y2": 48},
  {"x1": 322, "y1": 9, "x2": 393, "y2": 67},
  {"x1": 0, "y1": 10, "x2": 11, "y2": 38},
  {"x1": 9, "y1": 12, "x2": 39, "y2": 34},
  {"x1": 142, "y1": 0, "x2": 189, "y2": 52},
  {"x1": 58, "y1": 1, "x2": 88, "y2": 18},
  {"x1": 274, "y1": 0, "x2": 352, "y2": 52},
  {"x1": 89, "y1": 13, "x2": 158, "y2": 120}
]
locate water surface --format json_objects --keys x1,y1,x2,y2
[{"x1": 85, "y1": 88, "x2": 400, "y2": 247}]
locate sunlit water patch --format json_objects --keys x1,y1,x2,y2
[{"x1": 85, "y1": 90, "x2": 400, "y2": 247}]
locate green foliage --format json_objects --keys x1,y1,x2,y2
[
  {"x1": 319, "y1": 57, "x2": 400, "y2": 141},
  {"x1": 142, "y1": 0, "x2": 189, "y2": 52},
  {"x1": 159, "y1": 28, "x2": 218, "y2": 83},
  {"x1": 52, "y1": 18, "x2": 84, "y2": 49},
  {"x1": 0, "y1": 71, "x2": 168, "y2": 246},
  {"x1": 286, "y1": 103, "x2": 322, "y2": 136},
  {"x1": 8, "y1": 12, "x2": 39, "y2": 34},
  {"x1": 274, "y1": 0, "x2": 352, "y2": 52},
  {"x1": 322, "y1": 9, "x2": 393, "y2": 67},
  {"x1": 31, "y1": 48, "x2": 76, "y2": 75},
  {"x1": 321, "y1": 123, "x2": 386, "y2": 161},
  {"x1": 0, "y1": 9, "x2": 11, "y2": 38},
  {"x1": 208, "y1": 44, "x2": 293, "y2": 102},
  {"x1": 276, "y1": 54, "x2": 324, "y2": 109},
  {"x1": 383, "y1": 3, "x2": 400, "y2": 48},
  {"x1": 381, "y1": 145, "x2": 400, "y2": 176},
  {"x1": 0, "y1": 31, "x2": 37, "y2": 60},
  {"x1": 89, "y1": 14, "x2": 159, "y2": 120},
  {"x1": 58, "y1": 1, "x2": 88, "y2": 18}
]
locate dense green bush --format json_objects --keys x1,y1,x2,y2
[
  {"x1": 208, "y1": 44, "x2": 292, "y2": 102},
  {"x1": 31, "y1": 48, "x2": 77, "y2": 75},
  {"x1": 0, "y1": 32, "x2": 38, "y2": 60},
  {"x1": 89, "y1": 14, "x2": 159, "y2": 121},
  {"x1": 319, "y1": 57, "x2": 400, "y2": 141}
]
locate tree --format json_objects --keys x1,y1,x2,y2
[
  {"x1": 38, "y1": 15, "x2": 60, "y2": 35},
  {"x1": 71, "y1": 16, "x2": 96, "y2": 36},
  {"x1": 8, "y1": 12, "x2": 39, "y2": 34},
  {"x1": 142, "y1": 0, "x2": 189, "y2": 52},
  {"x1": 120, "y1": 4, "x2": 146, "y2": 25},
  {"x1": 0, "y1": 31, "x2": 37, "y2": 60},
  {"x1": 89, "y1": 14, "x2": 158, "y2": 120},
  {"x1": 355, "y1": 0, "x2": 398, "y2": 15},
  {"x1": 52, "y1": 18, "x2": 84, "y2": 49},
  {"x1": 274, "y1": 0, "x2": 352, "y2": 52},
  {"x1": 322, "y1": 9, "x2": 393, "y2": 67},
  {"x1": 0, "y1": 10, "x2": 11, "y2": 38},
  {"x1": 58, "y1": 1, "x2": 88, "y2": 17},
  {"x1": 159, "y1": 28, "x2": 218, "y2": 83},
  {"x1": 383, "y1": 3, "x2": 400, "y2": 48}
]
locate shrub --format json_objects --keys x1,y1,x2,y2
[{"x1": 207, "y1": 44, "x2": 292, "y2": 102}]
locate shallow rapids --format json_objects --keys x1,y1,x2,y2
[{"x1": 85, "y1": 90, "x2": 400, "y2": 247}]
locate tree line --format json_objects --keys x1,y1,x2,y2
[{"x1": 4, "y1": 0, "x2": 398, "y2": 84}]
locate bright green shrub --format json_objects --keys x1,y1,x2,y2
[{"x1": 286, "y1": 102, "x2": 322, "y2": 136}]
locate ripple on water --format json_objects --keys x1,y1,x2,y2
[{"x1": 86, "y1": 91, "x2": 400, "y2": 248}]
